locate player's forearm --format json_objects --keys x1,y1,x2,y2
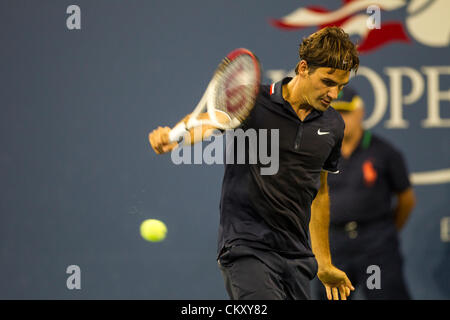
[
  {"x1": 310, "y1": 175, "x2": 333, "y2": 269},
  {"x1": 178, "y1": 113, "x2": 221, "y2": 145},
  {"x1": 310, "y1": 198, "x2": 332, "y2": 268}
]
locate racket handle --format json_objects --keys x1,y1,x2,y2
[{"x1": 169, "y1": 122, "x2": 188, "y2": 143}]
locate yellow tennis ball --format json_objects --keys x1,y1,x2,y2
[{"x1": 140, "y1": 219, "x2": 167, "y2": 242}]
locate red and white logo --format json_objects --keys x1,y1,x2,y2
[{"x1": 270, "y1": 0, "x2": 450, "y2": 53}]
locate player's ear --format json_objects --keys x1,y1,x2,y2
[{"x1": 297, "y1": 60, "x2": 309, "y2": 78}]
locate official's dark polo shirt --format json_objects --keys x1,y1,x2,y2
[
  {"x1": 218, "y1": 77, "x2": 345, "y2": 258},
  {"x1": 328, "y1": 131, "x2": 411, "y2": 254}
]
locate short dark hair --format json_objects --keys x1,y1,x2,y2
[{"x1": 295, "y1": 26, "x2": 359, "y2": 74}]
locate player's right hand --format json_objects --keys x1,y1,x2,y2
[
  {"x1": 317, "y1": 265, "x2": 354, "y2": 300},
  {"x1": 148, "y1": 126, "x2": 178, "y2": 154}
]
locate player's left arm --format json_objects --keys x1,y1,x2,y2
[
  {"x1": 310, "y1": 171, "x2": 354, "y2": 300},
  {"x1": 394, "y1": 187, "x2": 416, "y2": 230},
  {"x1": 310, "y1": 171, "x2": 332, "y2": 270},
  {"x1": 149, "y1": 111, "x2": 230, "y2": 154}
]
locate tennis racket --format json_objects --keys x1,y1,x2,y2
[{"x1": 168, "y1": 48, "x2": 261, "y2": 143}]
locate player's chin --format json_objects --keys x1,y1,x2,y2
[{"x1": 315, "y1": 101, "x2": 330, "y2": 111}]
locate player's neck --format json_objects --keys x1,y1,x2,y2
[
  {"x1": 341, "y1": 127, "x2": 364, "y2": 158},
  {"x1": 282, "y1": 77, "x2": 313, "y2": 120}
]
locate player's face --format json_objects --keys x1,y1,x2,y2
[{"x1": 302, "y1": 67, "x2": 350, "y2": 112}]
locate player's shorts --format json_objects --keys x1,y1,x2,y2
[{"x1": 218, "y1": 244, "x2": 317, "y2": 300}]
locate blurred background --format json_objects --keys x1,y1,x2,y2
[{"x1": 0, "y1": 0, "x2": 448, "y2": 299}]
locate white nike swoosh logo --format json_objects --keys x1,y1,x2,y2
[{"x1": 317, "y1": 129, "x2": 330, "y2": 135}]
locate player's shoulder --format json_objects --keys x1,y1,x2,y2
[
  {"x1": 254, "y1": 84, "x2": 277, "y2": 109},
  {"x1": 258, "y1": 84, "x2": 271, "y2": 99}
]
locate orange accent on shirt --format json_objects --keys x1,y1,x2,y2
[{"x1": 362, "y1": 160, "x2": 377, "y2": 186}]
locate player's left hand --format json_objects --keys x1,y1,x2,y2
[
  {"x1": 317, "y1": 265, "x2": 355, "y2": 300},
  {"x1": 149, "y1": 126, "x2": 179, "y2": 154}
]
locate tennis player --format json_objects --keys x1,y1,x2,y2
[{"x1": 150, "y1": 26, "x2": 359, "y2": 300}]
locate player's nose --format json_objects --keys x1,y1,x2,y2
[{"x1": 328, "y1": 87, "x2": 340, "y2": 100}]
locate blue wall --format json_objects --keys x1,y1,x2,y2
[{"x1": 0, "y1": 0, "x2": 448, "y2": 299}]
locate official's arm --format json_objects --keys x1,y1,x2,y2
[{"x1": 394, "y1": 187, "x2": 416, "y2": 230}]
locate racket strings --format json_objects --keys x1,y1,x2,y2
[{"x1": 214, "y1": 55, "x2": 259, "y2": 123}]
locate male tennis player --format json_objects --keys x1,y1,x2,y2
[{"x1": 150, "y1": 26, "x2": 359, "y2": 300}]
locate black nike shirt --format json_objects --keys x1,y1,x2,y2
[{"x1": 217, "y1": 77, "x2": 345, "y2": 258}]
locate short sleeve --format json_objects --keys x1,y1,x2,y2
[
  {"x1": 323, "y1": 120, "x2": 344, "y2": 174},
  {"x1": 323, "y1": 136, "x2": 343, "y2": 174},
  {"x1": 386, "y1": 147, "x2": 411, "y2": 193}
]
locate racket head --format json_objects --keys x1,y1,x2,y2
[{"x1": 207, "y1": 48, "x2": 261, "y2": 129}]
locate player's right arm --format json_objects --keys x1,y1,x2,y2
[
  {"x1": 148, "y1": 111, "x2": 229, "y2": 154},
  {"x1": 310, "y1": 171, "x2": 354, "y2": 300}
]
